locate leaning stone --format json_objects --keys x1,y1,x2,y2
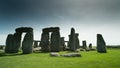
[
  {"x1": 97, "y1": 34, "x2": 107, "y2": 53},
  {"x1": 50, "y1": 52, "x2": 60, "y2": 57}
]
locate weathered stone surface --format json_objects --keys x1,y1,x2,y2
[
  {"x1": 5, "y1": 34, "x2": 14, "y2": 53},
  {"x1": 75, "y1": 33, "x2": 80, "y2": 49},
  {"x1": 43, "y1": 27, "x2": 59, "y2": 33},
  {"x1": 22, "y1": 32, "x2": 33, "y2": 54},
  {"x1": 5, "y1": 27, "x2": 34, "y2": 54},
  {"x1": 82, "y1": 40, "x2": 87, "y2": 49},
  {"x1": 12, "y1": 32, "x2": 22, "y2": 53},
  {"x1": 50, "y1": 31, "x2": 60, "y2": 52},
  {"x1": 61, "y1": 53, "x2": 81, "y2": 57},
  {"x1": 40, "y1": 33, "x2": 50, "y2": 52},
  {"x1": 60, "y1": 37, "x2": 66, "y2": 51},
  {"x1": 40, "y1": 27, "x2": 61, "y2": 52},
  {"x1": 15, "y1": 27, "x2": 33, "y2": 33},
  {"x1": 50, "y1": 52, "x2": 60, "y2": 57},
  {"x1": 68, "y1": 28, "x2": 76, "y2": 52},
  {"x1": 97, "y1": 34, "x2": 107, "y2": 53}
]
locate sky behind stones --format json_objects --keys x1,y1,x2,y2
[{"x1": 0, "y1": 0, "x2": 120, "y2": 45}]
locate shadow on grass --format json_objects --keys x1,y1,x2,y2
[
  {"x1": 0, "y1": 50, "x2": 49, "y2": 57},
  {"x1": 0, "y1": 52, "x2": 28, "y2": 57}
]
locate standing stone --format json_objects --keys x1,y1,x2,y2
[
  {"x1": 50, "y1": 31, "x2": 60, "y2": 52},
  {"x1": 97, "y1": 34, "x2": 107, "y2": 53},
  {"x1": 12, "y1": 32, "x2": 22, "y2": 53},
  {"x1": 5, "y1": 34, "x2": 14, "y2": 53},
  {"x1": 40, "y1": 33, "x2": 50, "y2": 52},
  {"x1": 75, "y1": 33, "x2": 80, "y2": 49},
  {"x1": 89, "y1": 43, "x2": 92, "y2": 49},
  {"x1": 22, "y1": 32, "x2": 33, "y2": 54},
  {"x1": 68, "y1": 28, "x2": 76, "y2": 52},
  {"x1": 82, "y1": 40, "x2": 87, "y2": 49},
  {"x1": 60, "y1": 37, "x2": 66, "y2": 51},
  {"x1": 34, "y1": 41, "x2": 38, "y2": 48}
]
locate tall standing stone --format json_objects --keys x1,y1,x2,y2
[
  {"x1": 40, "y1": 33, "x2": 50, "y2": 52},
  {"x1": 22, "y1": 32, "x2": 33, "y2": 54},
  {"x1": 12, "y1": 32, "x2": 22, "y2": 53},
  {"x1": 5, "y1": 34, "x2": 14, "y2": 53},
  {"x1": 60, "y1": 37, "x2": 66, "y2": 51},
  {"x1": 97, "y1": 34, "x2": 107, "y2": 53},
  {"x1": 82, "y1": 40, "x2": 87, "y2": 49},
  {"x1": 68, "y1": 28, "x2": 76, "y2": 52},
  {"x1": 50, "y1": 31, "x2": 60, "y2": 52},
  {"x1": 75, "y1": 33, "x2": 80, "y2": 49}
]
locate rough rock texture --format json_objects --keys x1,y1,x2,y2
[
  {"x1": 50, "y1": 31, "x2": 60, "y2": 52},
  {"x1": 12, "y1": 32, "x2": 22, "y2": 53},
  {"x1": 40, "y1": 33, "x2": 50, "y2": 52},
  {"x1": 60, "y1": 37, "x2": 66, "y2": 51},
  {"x1": 97, "y1": 34, "x2": 107, "y2": 53},
  {"x1": 5, "y1": 27, "x2": 34, "y2": 54},
  {"x1": 68, "y1": 28, "x2": 76, "y2": 52},
  {"x1": 5, "y1": 34, "x2": 14, "y2": 53},
  {"x1": 22, "y1": 32, "x2": 33, "y2": 54},
  {"x1": 40, "y1": 27, "x2": 61, "y2": 52},
  {"x1": 75, "y1": 33, "x2": 80, "y2": 49}
]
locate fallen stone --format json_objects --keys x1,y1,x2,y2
[
  {"x1": 61, "y1": 53, "x2": 81, "y2": 57},
  {"x1": 50, "y1": 52, "x2": 60, "y2": 57}
]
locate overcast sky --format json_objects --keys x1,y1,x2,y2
[{"x1": 0, "y1": 0, "x2": 120, "y2": 45}]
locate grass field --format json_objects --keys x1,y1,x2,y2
[{"x1": 0, "y1": 49, "x2": 120, "y2": 68}]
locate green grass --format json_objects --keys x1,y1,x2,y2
[{"x1": 0, "y1": 49, "x2": 120, "y2": 68}]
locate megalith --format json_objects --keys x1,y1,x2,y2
[
  {"x1": 22, "y1": 32, "x2": 33, "y2": 54},
  {"x1": 97, "y1": 34, "x2": 107, "y2": 53},
  {"x1": 75, "y1": 33, "x2": 80, "y2": 49},
  {"x1": 40, "y1": 33, "x2": 50, "y2": 52},
  {"x1": 40, "y1": 27, "x2": 61, "y2": 52},
  {"x1": 12, "y1": 32, "x2": 22, "y2": 53},
  {"x1": 5, "y1": 27, "x2": 34, "y2": 54},
  {"x1": 50, "y1": 31, "x2": 60, "y2": 52},
  {"x1": 5, "y1": 34, "x2": 14, "y2": 53},
  {"x1": 82, "y1": 40, "x2": 87, "y2": 49},
  {"x1": 68, "y1": 28, "x2": 76, "y2": 52},
  {"x1": 60, "y1": 37, "x2": 66, "y2": 51}
]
